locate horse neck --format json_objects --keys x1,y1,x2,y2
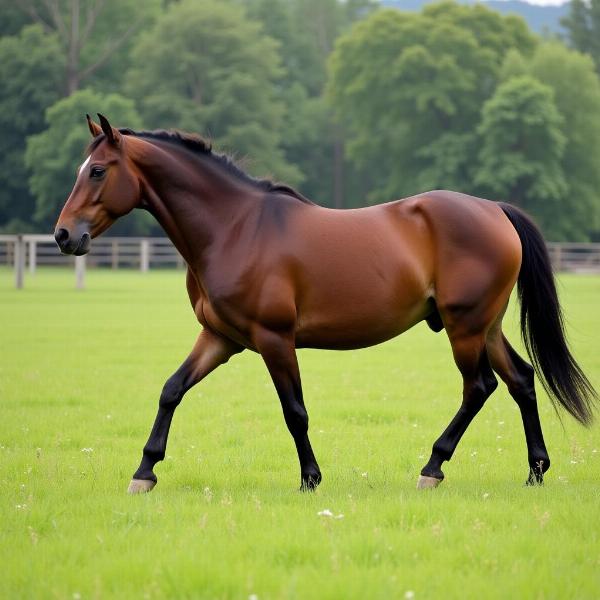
[{"x1": 133, "y1": 140, "x2": 259, "y2": 267}]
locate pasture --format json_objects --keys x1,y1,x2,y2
[{"x1": 1, "y1": 268, "x2": 599, "y2": 599}]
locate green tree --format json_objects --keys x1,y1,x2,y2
[
  {"x1": 245, "y1": 0, "x2": 375, "y2": 96},
  {"x1": 244, "y1": 0, "x2": 375, "y2": 207},
  {"x1": 527, "y1": 43, "x2": 600, "y2": 239},
  {"x1": 126, "y1": 0, "x2": 300, "y2": 184},
  {"x1": 18, "y1": 0, "x2": 161, "y2": 94},
  {"x1": 561, "y1": 0, "x2": 600, "y2": 74},
  {"x1": 328, "y1": 3, "x2": 536, "y2": 203},
  {"x1": 0, "y1": 25, "x2": 64, "y2": 232},
  {"x1": 475, "y1": 76, "x2": 567, "y2": 236},
  {"x1": 25, "y1": 88, "x2": 148, "y2": 233},
  {"x1": 0, "y1": 0, "x2": 33, "y2": 36}
]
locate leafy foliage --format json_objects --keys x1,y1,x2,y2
[
  {"x1": 328, "y1": 3, "x2": 536, "y2": 202},
  {"x1": 475, "y1": 76, "x2": 567, "y2": 224},
  {"x1": 125, "y1": 0, "x2": 300, "y2": 184},
  {"x1": 561, "y1": 0, "x2": 600, "y2": 75},
  {"x1": 1, "y1": 0, "x2": 600, "y2": 239},
  {"x1": 0, "y1": 25, "x2": 63, "y2": 232},
  {"x1": 25, "y1": 89, "x2": 142, "y2": 230}
]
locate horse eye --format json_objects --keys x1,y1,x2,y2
[{"x1": 90, "y1": 166, "x2": 105, "y2": 179}]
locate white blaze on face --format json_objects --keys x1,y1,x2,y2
[{"x1": 79, "y1": 155, "x2": 91, "y2": 176}]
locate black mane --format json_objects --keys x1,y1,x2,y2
[{"x1": 89, "y1": 128, "x2": 312, "y2": 204}]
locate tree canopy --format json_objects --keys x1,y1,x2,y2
[{"x1": 1, "y1": 0, "x2": 599, "y2": 240}]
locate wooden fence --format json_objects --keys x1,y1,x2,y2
[{"x1": 1, "y1": 234, "x2": 600, "y2": 289}]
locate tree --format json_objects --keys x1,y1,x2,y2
[
  {"x1": 0, "y1": 25, "x2": 64, "y2": 232},
  {"x1": 25, "y1": 88, "x2": 147, "y2": 233},
  {"x1": 126, "y1": 0, "x2": 300, "y2": 185},
  {"x1": 243, "y1": 0, "x2": 375, "y2": 207},
  {"x1": 19, "y1": 0, "x2": 161, "y2": 94},
  {"x1": 561, "y1": 0, "x2": 600, "y2": 75},
  {"x1": 245, "y1": 0, "x2": 376, "y2": 96},
  {"x1": 475, "y1": 76, "x2": 567, "y2": 235},
  {"x1": 526, "y1": 43, "x2": 600, "y2": 239},
  {"x1": 328, "y1": 3, "x2": 536, "y2": 203}
]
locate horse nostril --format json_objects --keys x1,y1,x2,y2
[{"x1": 54, "y1": 228, "x2": 69, "y2": 245}]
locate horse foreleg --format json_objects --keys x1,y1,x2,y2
[
  {"x1": 128, "y1": 328, "x2": 242, "y2": 494},
  {"x1": 254, "y1": 328, "x2": 321, "y2": 491},
  {"x1": 419, "y1": 334, "x2": 498, "y2": 489}
]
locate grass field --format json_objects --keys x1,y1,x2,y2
[{"x1": 1, "y1": 267, "x2": 599, "y2": 599}]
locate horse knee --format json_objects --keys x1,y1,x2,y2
[
  {"x1": 159, "y1": 377, "x2": 183, "y2": 409},
  {"x1": 465, "y1": 369, "x2": 498, "y2": 410}
]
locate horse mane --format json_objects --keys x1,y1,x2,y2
[{"x1": 89, "y1": 128, "x2": 312, "y2": 204}]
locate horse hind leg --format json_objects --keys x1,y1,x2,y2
[
  {"x1": 486, "y1": 327, "x2": 550, "y2": 485},
  {"x1": 419, "y1": 325, "x2": 498, "y2": 488}
]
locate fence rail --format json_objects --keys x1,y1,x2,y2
[{"x1": 1, "y1": 234, "x2": 600, "y2": 289}]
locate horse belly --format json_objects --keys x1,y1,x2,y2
[{"x1": 294, "y1": 266, "x2": 430, "y2": 350}]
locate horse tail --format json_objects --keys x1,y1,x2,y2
[{"x1": 499, "y1": 202, "x2": 597, "y2": 425}]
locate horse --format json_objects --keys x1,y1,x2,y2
[{"x1": 54, "y1": 114, "x2": 596, "y2": 494}]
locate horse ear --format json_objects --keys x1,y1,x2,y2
[
  {"x1": 97, "y1": 113, "x2": 121, "y2": 146},
  {"x1": 86, "y1": 114, "x2": 102, "y2": 137}
]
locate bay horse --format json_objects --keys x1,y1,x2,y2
[{"x1": 55, "y1": 114, "x2": 596, "y2": 494}]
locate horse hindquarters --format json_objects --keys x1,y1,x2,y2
[{"x1": 417, "y1": 194, "x2": 522, "y2": 486}]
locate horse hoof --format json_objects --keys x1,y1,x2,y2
[
  {"x1": 417, "y1": 475, "x2": 443, "y2": 490},
  {"x1": 127, "y1": 479, "x2": 157, "y2": 494}
]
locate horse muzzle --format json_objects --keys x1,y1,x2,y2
[{"x1": 54, "y1": 226, "x2": 91, "y2": 256}]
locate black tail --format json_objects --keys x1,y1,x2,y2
[{"x1": 500, "y1": 202, "x2": 597, "y2": 425}]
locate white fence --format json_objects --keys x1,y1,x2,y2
[
  {"x1": 0, "y1": 234, "x2": 184, "y2": 289},
  {"x1": 1, "y1": 234, "x2": 600, "y2": 289}
]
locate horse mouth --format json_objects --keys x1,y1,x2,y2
[{"x1": 73, "y1": 233, "x2": 91, "y2": 256}]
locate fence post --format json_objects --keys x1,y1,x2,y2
[
  {"x1": 14, "y1": 235, "x2": 25, "y2": 289},
  {"x1": 555, "y1": 245, "x2": 562, "y2": 272},
  {"x1": 75, "y1": 255, "x2": 86, "y2": 290},
  {"x1": 111, "y1": 240, "x2": 118, "y2": 269},
  {"x1": 140, "y1": 239, "x2": 150, "y2": 272},
  {"x1": 29, "y1": 240, "x2": 37, "y2": 274}
]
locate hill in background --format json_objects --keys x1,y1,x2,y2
[{"x1": 381, "y1": 0, "x2": 569, "y2": 33}]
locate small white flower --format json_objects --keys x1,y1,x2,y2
[
  {"x1": 361, "y1": 472, "x2": 368, "y2": 478},
  {"x1": 404, "y1": 591, "x2": 415, "y2": 599},
  {"x1": 482, "y1": 493, "x2": 490, "y2": 500},
  {"x1": 318, "y1": 509, "x2": 344, "y2": 519},
  {"x1": 81, "y1": 448, "x2": 93, "y2": 453},
  {"x1": 498, "y1": 421, "x2": 505, "y2": 426}
]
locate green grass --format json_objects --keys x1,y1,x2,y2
[{"x1": 1, "y1": 267, "x2": 599, "y2": 599}]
